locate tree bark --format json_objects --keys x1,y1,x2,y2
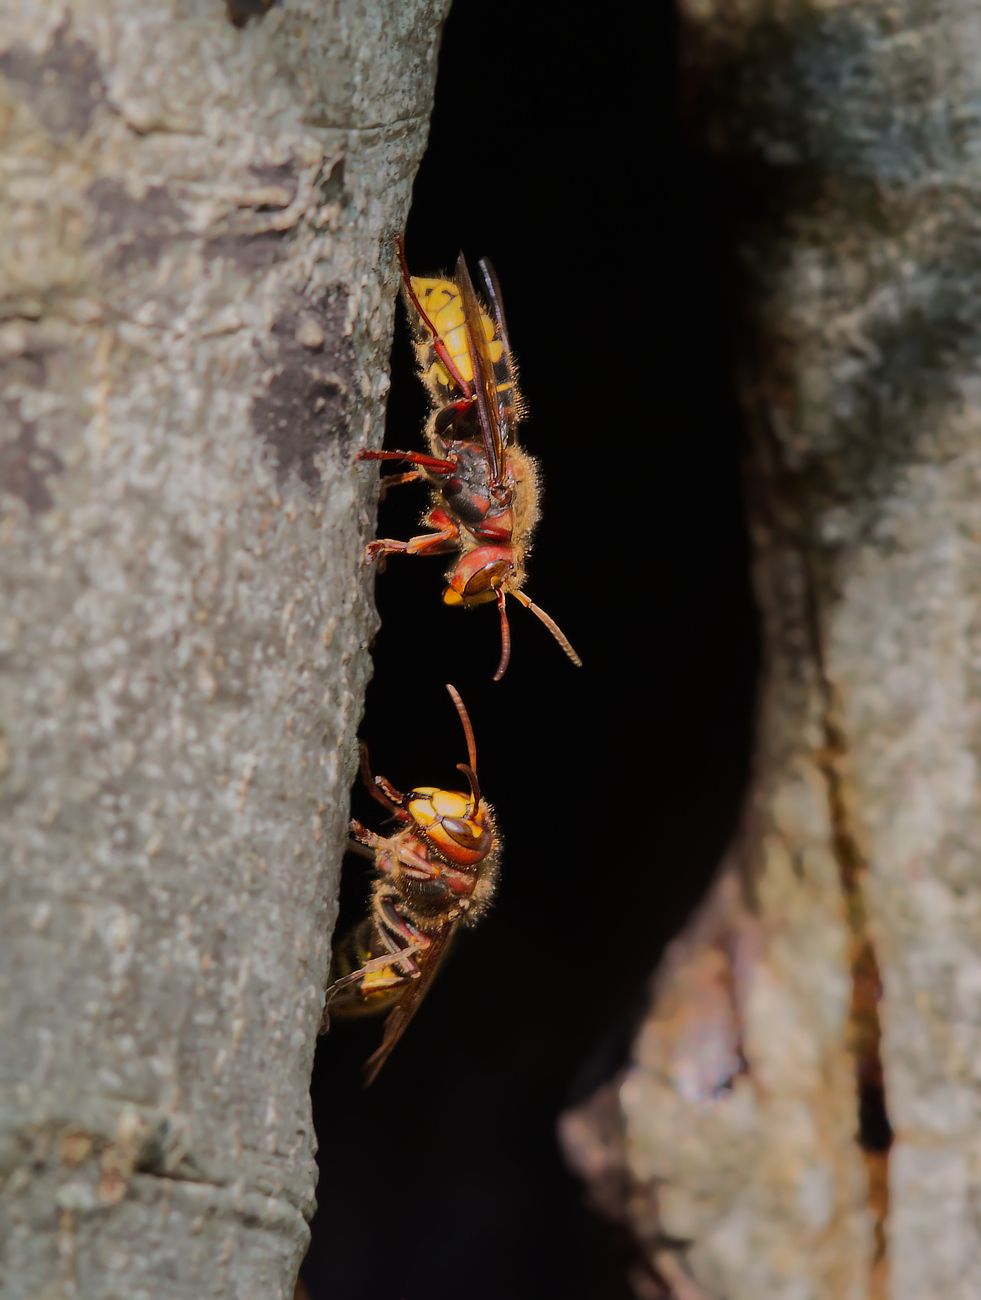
[
  {"x1": 0, "y1": 2, "x2": 446, "y2": 1295},
  {"x1": 562, "y1": 4, "x2": 981, "y2": 1298}
]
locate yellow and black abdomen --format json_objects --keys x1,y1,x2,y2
[
  {"x1": 327, "y1": 919, "x2": 402, "y2": 1018},
  {"x1": 408, "y1": 276, "x2": 520, "y2": 422}
]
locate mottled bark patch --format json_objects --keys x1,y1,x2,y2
[
  {"x1": 0, "y1": 15, "x2": 105, "y2": 138},
  {"x1": 86, "y1": 178, "x2": 189, "y2": 268},
  {"x1": 319, "y1": 158, "x2": 348, "y2": 206},
  {"x1": 225, "y1": 0, "x2": 277, "y2": 29},
  {"x1": 253, "y1": 294, "x2": 356, "y2": 490},
  {"x1": 0, "y1": 350, "x2": 46, "y2": 391},
  {"x1": 559, "y1": 1084, "x2": 682, "y2": 1297},
  {"x1": 249, "y1": 159, "x2": 298, "y2": 207},
  {"x1": 204, "y1": 229, "x2": 288, "y2": 272},
  {"x1": 0, "y1": 406, "x2": 63, "y2": 513}
]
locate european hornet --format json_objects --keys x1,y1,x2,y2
[
  {"x1": 358, "y1": 238, "x2": 582, "y2": 680},
  {"x1": 323, "y1": 684, "x2": 499, "y2": 1084}
]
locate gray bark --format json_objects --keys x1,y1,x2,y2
[
  {"x1": 0, "y1": 2, "x2": 447, "y2": 1295},
  {"x1": 562, "y1": 4, "x2": 981, "y2": 1299}
]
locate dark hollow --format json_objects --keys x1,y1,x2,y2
[
  {"x1": 859, "y1": 1083, "x2": 894, "y2": 1154},
  {"x1": 301, "y1": 1, "x2": 759, "y2": 1295}
]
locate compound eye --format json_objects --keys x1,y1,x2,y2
[
  {"x1": 462, "y1": 560, "x2": 510, "y2": 599},
  {"x1": 439, "y1": 817, "x2": 493, "y2": 854}
]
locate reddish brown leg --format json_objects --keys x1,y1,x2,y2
[
  {"x1": 405, "y1": 521, "x2": 460, "y2": 554},
  {"x1": 433, "y1": 396, "x2": 477, "y2": 437},
  {"x1": 351, "y1": 824, "x2": 447, "y2": 884},
  {"x1": 366, "y1": 518, "x2": 460, "y2": 562},
  {"x1": 357, "y1": 448, "x2": 457, "y2": 475},
  {"x1": 392, "y1": 843, "x2": 444, "y2": 877},
  {"x1": 349, "y1": 822, "x2": 399, "y2": 854},
  {"x1": 356, "y1": 745, "x2": 410, "y2": 816},
  {"x1": 326, "y1": 899, "x2": 429, "y2": 996},
  {"x1": 376, "y1": 896, "x2": 429, "y2": 949},
  {"x1": 364, "y1": 539, "x2": 405, "y2": 567},
  {"x1": 325, "y1": 945, "x2": 423, "y2": 999},
  {"x1": 379, "y1": 470, "x2": 424, "y2": 494},
  {"x1": 345, "y1": 837, "x2": 376, "y2": 862},
  {"x1": 375, "y1": 774, "x2": 407, "y2": 806},
  {"x1": 322, "y1": 938, "x2": 426, "y2": 1028}
]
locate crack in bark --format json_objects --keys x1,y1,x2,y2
[
  {"x1": 745, "y1": 371, "x2": 890, "y2": 1293},
  {"x1": 804, "y1": 563, "x2": 892, "y2": 1300}
]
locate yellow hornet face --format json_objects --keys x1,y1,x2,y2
[
  {"x1": 406, "y1": 787, "x2": 494, "y2": 865},
  {"x1": 442, "y1": 552, "x2": 512, "y2": 608},
  {"x1": 442, "y1": 582, "x2": 499, "y2": 608}
]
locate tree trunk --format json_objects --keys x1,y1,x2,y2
[
  {"x1": 562, "y1": 4, "x2": 981, "y2": 1298},
  {"x1": 0, "y1": 2, "x2": 446, "y2": 1295}
]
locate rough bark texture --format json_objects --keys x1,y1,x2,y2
[
  {"x1": 562, "y1": 3, "x2": 981, "y2": 1298},
  {"x1": 0, "y1": 2, "x2": 446, "y2": 1295}
]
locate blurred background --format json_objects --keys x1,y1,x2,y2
[{"x1": 300, "y1": 0, "x2": 759, "y2": 1294}]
